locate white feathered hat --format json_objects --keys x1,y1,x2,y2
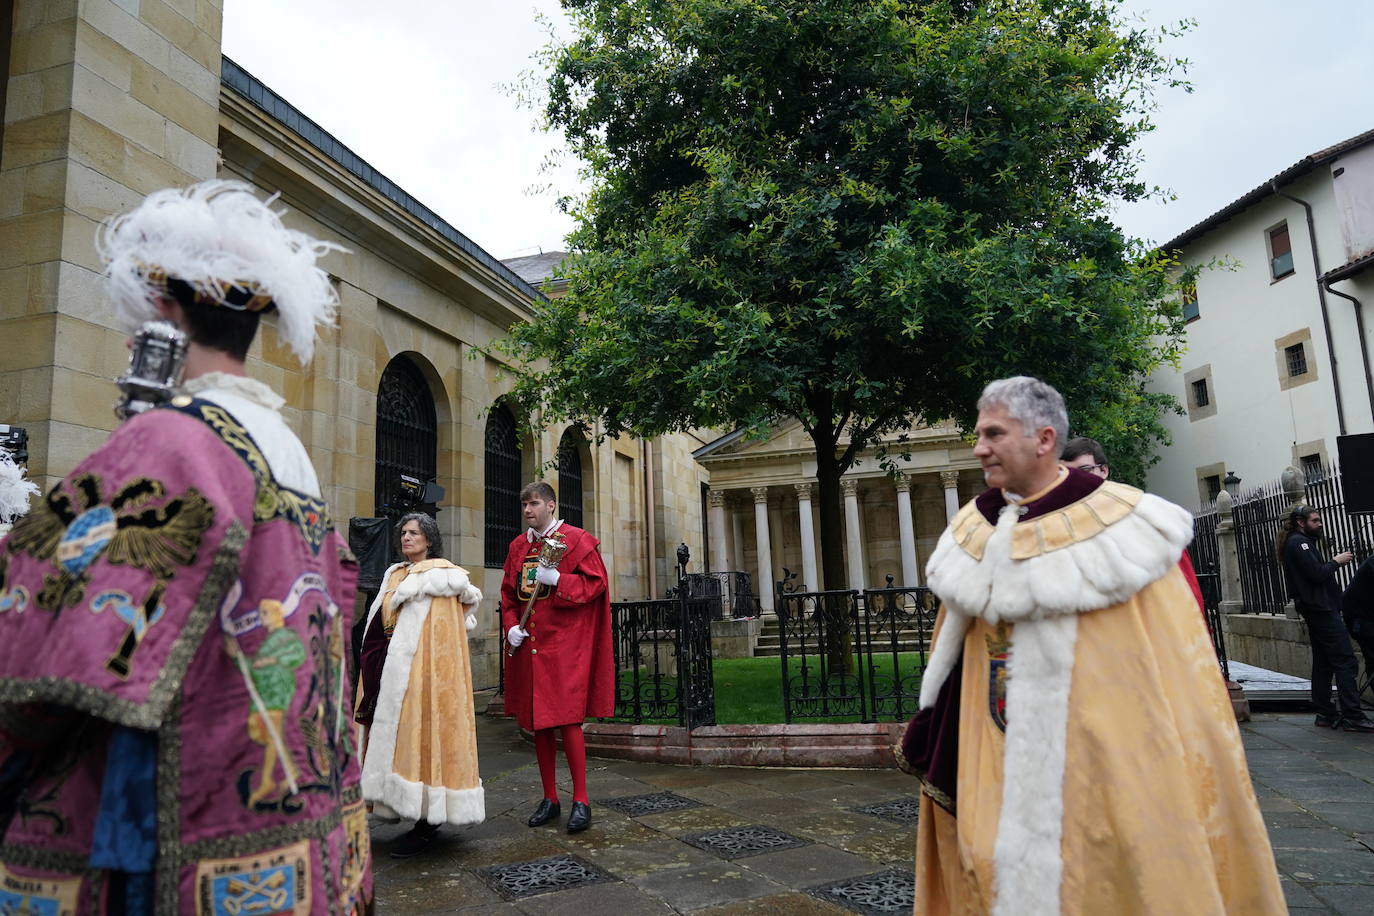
[
  {"x1": 99, "y1": 180, "x2": 344, "y2": 364},
  {"x1": 0, "y1": 450, "x2": 37, "y2": 525}
]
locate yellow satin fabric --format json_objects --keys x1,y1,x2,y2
[
  {"x1": 383, "y1": 562, "x2": 481, "y2": 797},
  {"x1": 915, "y1": 568, "x2": 1285, "y2": 915}
]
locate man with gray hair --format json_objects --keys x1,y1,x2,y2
[{"x1": 901, "y1": 376, "x2": 1282, "y2": 914}]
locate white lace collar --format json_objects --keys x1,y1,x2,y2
[{"x1": 183, "y1": 371, "x2": 285, "y2": 412}]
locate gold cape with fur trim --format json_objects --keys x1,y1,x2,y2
[
  {"x1": 358, "y1": 559, "x2": 485, "y2": 826},
  {"x1": 914, "y1": 482, "x2": 1284, "y2": 915}
]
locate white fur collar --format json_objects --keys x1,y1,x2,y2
[
  {"x1": 926, "y1": 482, "x2": 1193, "y2": 625},
  {"x1": 183, "y1": 371, "x2": 284, "y2": 411},
  {"x1": 388, "y1": 562, "x2": 482, "y2": 610}
]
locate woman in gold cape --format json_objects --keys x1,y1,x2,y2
[{"x1": 356, "y1": 513, "x2": 484, "y2": 854}]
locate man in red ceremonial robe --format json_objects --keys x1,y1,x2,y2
[{"x1": 501, "y1": 481, "x2": 613, "y2": 833}]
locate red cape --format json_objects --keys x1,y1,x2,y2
[{"x1": 500, "y1": 524, "x2": 615, "y2": 730}]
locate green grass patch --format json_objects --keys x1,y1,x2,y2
[{"x1": 602, "y1": 654, "x2": 923, "y2": 726}]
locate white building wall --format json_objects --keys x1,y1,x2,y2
[{"x1": 1146, "y1": 168, "x2": 1374, "y2": 509}]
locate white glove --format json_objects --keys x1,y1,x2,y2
[
  {"x1": 465, "y1": 613, "x2": 477, "y2": 632},
  {"x1": 506, "y1": 625, "x2": 528, "y2": 647},
  {"x1": 535, "y1": 565, "x2": 561, "y2": 587}
]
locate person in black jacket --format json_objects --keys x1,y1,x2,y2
[
  {"x1": 1278, "y1": 506, "x2": 1373, "y2": 731},
  {"x1": 1339, "y1": 551, "x2": 1374, "y2": 690}
]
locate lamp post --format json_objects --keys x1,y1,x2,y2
[{"x1": 1223, "y1": 471, "x2": 1241, "y2": 500}]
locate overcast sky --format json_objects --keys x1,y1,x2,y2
[{"x1": 223, "y1": 1, "x2": 1374, "y2": 260}]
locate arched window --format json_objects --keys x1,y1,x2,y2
[
  {"x1": 484, "y1": 403, "x2": 522, "y2": 566},
  {"x1": 374, "y1": 356, "x2": 438, "y2": 538},
  {"x1": 558, "y1": 427, "x2": 585, "y2": 530}
]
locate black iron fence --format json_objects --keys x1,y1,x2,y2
[
  {"x1": 606, "y1": 594, "x2": 716, "y2": 728},
  {"x1": 1231, "y1": 463, "x2": 1374, "y2": 615},
  {"x1": 672, "y1": 571, "x2": 760, "y2": 619},
  {"x1": 1187, "y1": 512, "x2": 1230, "y2": 679},
  {"x1": 776, "y1": 580, "x2": 935, "y2": 723}
]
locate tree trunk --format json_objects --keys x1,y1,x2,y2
[{"x1": 812, "y1": 442, "x2": 854, "y2": 674}]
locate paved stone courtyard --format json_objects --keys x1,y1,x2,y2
[{"x1": 372, "y1": 702, "x2": 1373, "y2": 914}]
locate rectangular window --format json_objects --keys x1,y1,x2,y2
[
  {"x1": 1182, "y1": 285, "x2": 1200, "y2": 322},
  {"x1": 1300, "y1": 454, "x2": 1324, "y2": 483},
  {"x1": 1204, "y1": 475, "x2": 1221, "y2": 503},
  {"x1": 1192, "y1": 378, "x2": 1210, "y2": 408},
  {"x1": 1269, "y1": 223, "x2": 1294, "y2": 279},
  {"x1": 1285, "y1": 342, "x2": 1308, "y2": 377}
]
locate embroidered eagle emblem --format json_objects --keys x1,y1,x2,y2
[{"x1": 8, "y1": 473, "x2": 214, "y2": 612}]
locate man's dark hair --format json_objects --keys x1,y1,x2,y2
[
  {"x1": 1275, "y1": 505, "x2": 1319, "y2": 562},
  {"x1": 1060, "y1": 436, "x2": 1106, "y2": 466},
  {"x1": 519, "y1": 481, "x2": 557, "y2": 503},
  {"x1": 167, "y1": 279, "x2": 262, "y2": 361}
]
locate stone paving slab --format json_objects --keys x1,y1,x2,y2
[{"x1": 371, "y1": 708, "x2": 1371, "y2": 914}]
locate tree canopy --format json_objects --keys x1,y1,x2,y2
[{"x1": 499, "y1": 0, "x2": 1191, "y2": 590}]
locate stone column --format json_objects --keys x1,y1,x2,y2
[
  {"x1": 1215, "y1": 490, "x2": 1243, "y2": 616},
  {"x1": 795, "y1": 482, "x2": 819, "y2": 592},
  {"x1": 751, "y1": 487, "x2": 775, "y2": 611},
  {"x1": 708, "y1": 490, "x2": 729, "y2": 573},
  {"x1": 895, "y1": 476, "x2": 920, "y2": 587},
  {"x1": 730, "y1": 498, "x2": 746, "y2": 571},
  {"x1": 842, "y1": 478, "x2": 866, "y2": 591},
  {"x1": 940, "y1": 469, "x2": 962, "y2": 522}
]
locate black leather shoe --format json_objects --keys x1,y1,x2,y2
[
  {"x1": 1339, "y1": 717, "x2": 1374, "y2": 733},
  {"x1": 527, "y1": 799, "x2": 561, "y2": 827},
  {"x1": 389, "y1": 821, "x2": 440, "y2": 858},
  {"x1": 567, "y1": 801, "x2": 592, "y2": 834},
  {"x1": 1315, "y1": 713, "x2": 1338, "y2": 728}
]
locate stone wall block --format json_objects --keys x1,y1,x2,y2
[
  {"x1": 74, "y1": 21, "x2": 136, "y2": 91},
  {"x1": 18, "y1": 159, "x2": 68, "y2": 215},
  {"x1": 0, "y1": 209, "x2": 64, "y2": 270},
  {"x1": 48, "y1": 364, "x2": 120, "y2": 430},
  {"x1": 162, "y1": 119, "x2": 217, "y2": 179},
  {"x1": 129, "y1": 57, "x2": 217, "y2": 141},
  {"x1": 65, "y1": 160, "x2": 142, "y2": 223},
  {"x1": 73, "y1": 64, "x2": 166, "y2": 155},
  {"x1": 13, "y1": 0, "x2": 78, "y2": 32},
  {"x1": 2, "y1": 112, "x2": 73, "y2": 170},
  {"x1": 8, "y1": 19, "x2": 78, "y2": 73},
  {"x1": 0, "y1": 267, "x2": 33, "y2": 320},
  {"x1": 0, "y1": 318, "x2": 55, "y2": 375},
  {"x1": 83, "y1": 0, "x2": 173, "y2": 75}
]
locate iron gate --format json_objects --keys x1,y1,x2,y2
[
  {"x1": 860, "y1": 580, "x2": 938, "y2": 721},
  {"x1": 776, "y1": 589, "x2": 867, "y2": 721},
  {"x1": 608, "y1": 594, "x2": 716, "y2": 728}
]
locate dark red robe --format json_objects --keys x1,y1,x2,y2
[{"x1": 501, "y1": 524, "x2": 615, "y2": 730}]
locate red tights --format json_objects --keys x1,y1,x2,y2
[{"x1": 533, "y1": 724, "x2": 588, "y2": 804}]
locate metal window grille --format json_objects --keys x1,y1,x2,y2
[
  {"x1": 484, "y1": 405, "x2": 522, "y2": 567},
  {"x1": 1192, "y1": 378, "x2": 1210, "y2": 408},
  {"x1": 374, "y1": 357, "x2": 438, "y2": 551},
  {"x1": 1300, "y1": 454, "x2": 1323, "y2": 483},
  {"x1": 1204, "y1": 475, "x2": 1222, "y2": 504},
  {"x1": 1285, "y1": 343, "x2": 1308, "y2": 377},
  {"x1": 557, "y1": 429, "x2": 584, "y2": 530}
]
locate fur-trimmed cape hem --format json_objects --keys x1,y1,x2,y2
[{"x1": 363, "y1": 773, "x2": 485, "y2": 827}]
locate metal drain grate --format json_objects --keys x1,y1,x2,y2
[
  {"x1": 602, "y1": 791, "x2": 704, "y2": 818},
  {"x1": 681, "y1": 824, "x2": 811, "y2": 859},
  {"x1": 851, "y1": 796, "x2": 921, "y2": 825},
  {"x1": 809, "y1": 868, "x2": 916, "y2": 915},
  {"x1": 477, "y1": 854, "x2": 616, "y2": 900}
]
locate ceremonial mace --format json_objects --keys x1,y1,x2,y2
[{"x1": 507, "y1": 536, "x2": 569, "y2": 657}]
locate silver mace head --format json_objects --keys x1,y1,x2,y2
[{"x1": 537, "y1": 537, "x2": 569, "y2": 569}]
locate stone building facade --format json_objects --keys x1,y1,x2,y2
[
  {"x1": 0, "y1": 1, "x2": 710, "y2": 687},
  {"x1": 0, "y1": 1, "x2": 983, "y2": 683}
]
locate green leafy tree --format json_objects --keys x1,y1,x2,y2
[{"x1": 499, "y1": 0, "x2": 1190, "y2": 648}]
